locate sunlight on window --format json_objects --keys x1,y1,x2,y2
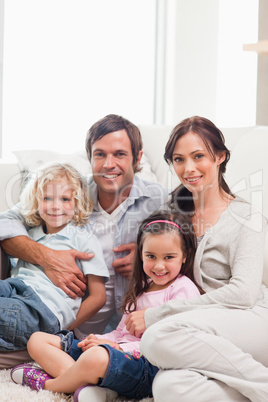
[
  {"x1": 1, "y1": 0, "x2": 260, "y2": 158},
  {"x1": 2, "y1": 0, "x2": 155, "y2": 156}
]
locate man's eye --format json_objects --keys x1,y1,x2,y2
[{"x1": 93, "y1": 152, "x2": 105, "y2": 158}]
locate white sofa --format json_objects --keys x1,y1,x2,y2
[{"x1": 0, "y1": 124, "x2": 268, "y2": 285}]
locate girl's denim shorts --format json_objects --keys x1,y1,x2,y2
[{"x1": 56, "y1": 330, "x2": 158, "y2": 399}]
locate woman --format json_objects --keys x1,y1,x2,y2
[{"x1": 125, "y1": 116, "x2": 268, "y2": 402}]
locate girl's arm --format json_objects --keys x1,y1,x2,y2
[{"x1": 68, "y1": 275, "x2": 106, "y2": 330}]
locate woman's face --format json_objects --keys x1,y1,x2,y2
[{"x1": 172, "y1": 131, "x2": 225, "y2": 195}]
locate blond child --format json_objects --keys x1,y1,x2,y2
[{"x1": 0, "y1": 163, "x2": 109, "y2": 351}]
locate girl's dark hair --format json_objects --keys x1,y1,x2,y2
[
  {"x1": 164, "y1": 116, "x2": 234, "y2": 213},
  {"x1": 121, "y1": 210, "x2": 204, "y2": 314}
]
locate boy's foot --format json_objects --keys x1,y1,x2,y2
[
  {"x1": 73, "y1": 385, "x2": 118, "y2": 402},
  {"x1": 10, "y1": 363, "x2": 53, "y2": 391}
]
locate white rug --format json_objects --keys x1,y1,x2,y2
[{"x1": 0, "y1": 367, "x2": 154, "y2": 402}]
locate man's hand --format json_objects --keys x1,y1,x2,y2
[
  {"x1": 112, "y1": 242, "x2": 136, "y2": 279},
  {"x1": 125, "y1": 309, "x2": 147, "y2": 338},
  {"x1": 78, "y1": 334, "x2": 121, "y2": 352},
  {"x1": 1, "y1": 236, "x2": 92, "y2": 299},
  {"x1": 40, "y1": 248, "x2": 93, "y2": 299}
]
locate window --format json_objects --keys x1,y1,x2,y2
[
  {"x1": 2, "y1": 0, "x2": 156, "y2": 156},
  {"x1": 0, "y1": 0, "x2": 260, "y2": 158}
]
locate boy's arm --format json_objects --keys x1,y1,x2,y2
[
  {"x1": 1, "y1": 236, "x2": 89, "y2": 298},
  {"x1": 68, "y1": 275, "x2": 106, "y2": 331}
]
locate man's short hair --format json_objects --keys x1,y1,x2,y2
[{"x1": 85, "y1": 114, "x2": 143, "y2": 173}]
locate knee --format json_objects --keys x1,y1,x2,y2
[
  {"x1": 79, "y1": 346, "x2": 109, "y2": 375},
  {"x1": 27, "y1": 331, "x2": 43, "y2": 356},
  {"x1": 140, "y1": 324, "x2": 167, "y2": 365}
]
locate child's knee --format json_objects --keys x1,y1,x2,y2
[
  {"x1": 80, "y1": 346, "x2": 109, "y2": 374},
  {"x1": 27, "y1": 332, "x2": 60, "y2": 354},
  {"x1": 27, "y1": 331, "x2": 43, "y2": 354}
]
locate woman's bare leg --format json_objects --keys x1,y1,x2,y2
[
  {"x1": 27, "y1": 332, "x2": 75, "y2": 377},
  {"x1": 44, "y1": 346, "x2": 109, "y2": 394}
]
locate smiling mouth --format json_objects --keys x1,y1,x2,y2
[
  {"x1": 185, "y1": 176, "x2": 202, "y2": 183},
  {"x1": 102, "y1": 174, "x2": 121, "y2": 179},
  {"x1": 153, "y1": 272, "x2": 168, "y2": 277}
]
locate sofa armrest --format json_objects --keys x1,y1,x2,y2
[{"x1": 0, "y1": 244, "x2": 11, "y2": 280}]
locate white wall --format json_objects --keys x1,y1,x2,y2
[
  {"x1": 164, "y1": 0, "x2": 258, "y2": 128},
  {"x1": 165, "y1": 0, "x2": 219, "y2": 124}
]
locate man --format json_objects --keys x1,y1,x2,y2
[{"x1": 0, "y1": 114, "x2": 168, "y2": 343}]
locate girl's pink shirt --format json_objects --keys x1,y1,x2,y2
[{"x1": 96, "y1": 274, "x2": 200, "y2": 353}]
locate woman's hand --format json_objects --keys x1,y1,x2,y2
[
  {"x1": 78, "y1": 334, "x2": 121, "y2": 352},
  {"x1": 125, "y1": 309, "x2": 147, "y2": 338}
]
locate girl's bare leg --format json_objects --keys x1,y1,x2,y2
[
  {"x1": 27, "y1": 332, "x2": 75, "y2": 378},
  {"x1": 44, "y1": 346, "x2": 109, "y2": 394}
]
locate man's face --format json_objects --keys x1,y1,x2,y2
[{"x1": 90, "y1": 130, "x2": 142, "y2": 201}]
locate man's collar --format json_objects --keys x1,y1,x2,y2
[{"x1": 88, "y1": 174, "x2": 152, "y2": 212}]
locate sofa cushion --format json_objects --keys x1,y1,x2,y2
[
  {"x1": 225, "y1": 126, "x2": 268, "y2": 220},
  {"x1": 13, "y1": 149, "x2": 158, "y2": 187}
]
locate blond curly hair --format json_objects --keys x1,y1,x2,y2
[{"x1": 20, "y1": 163, "x2": 92, "y2": 227}]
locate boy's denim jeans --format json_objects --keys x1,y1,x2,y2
[{"x1": 0, "y1": 278, "x2": 60, "y2": 351}]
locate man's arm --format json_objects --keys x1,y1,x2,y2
[
  {"x1": 1, "y1": 236, "x2": 90, "y2": 298},
  {"x1": 0, "y1": 204, "x2": 29, "y2": 240}
]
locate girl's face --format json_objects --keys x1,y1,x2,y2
[
  {"x1": 172, "y1": 131, "x2": 225, "y2": 195},
  {"x1": 141, "y1": 231, "x2": 186, "y2": 290},
  {"x1": 38, "y1": 177, "x2": 75, "y2": 234}
]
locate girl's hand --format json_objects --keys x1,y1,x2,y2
[
  {"x1": 125, "y1": 309, "x2": 147, "y2": 338},
  {"x1": 78, "y1": 334, "x2": 121, "y2": 352}
]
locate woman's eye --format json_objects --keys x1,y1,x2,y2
[
  {"x1": 195, "y1": 154, "x2": 204, "y2": 159},
  {"x1": 173, "y1": 157, "x2": 183, "y2": 163},
  {"x1": 147, "y1": 254, "x2": 155, "y2": 259},
  {"x1": 165, "y1": 255, "x2": 174, "y2": 260},
  {"x1": 44, "y1": 197, "x2": 51, "y2": 201}
]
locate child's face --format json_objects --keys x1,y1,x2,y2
[
  {"x1": 38, "y1": 177, "x2": 75, "y2": 234},
  {"x1": 141, "y1": 231, "x2": 186, "y2": 290}
]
